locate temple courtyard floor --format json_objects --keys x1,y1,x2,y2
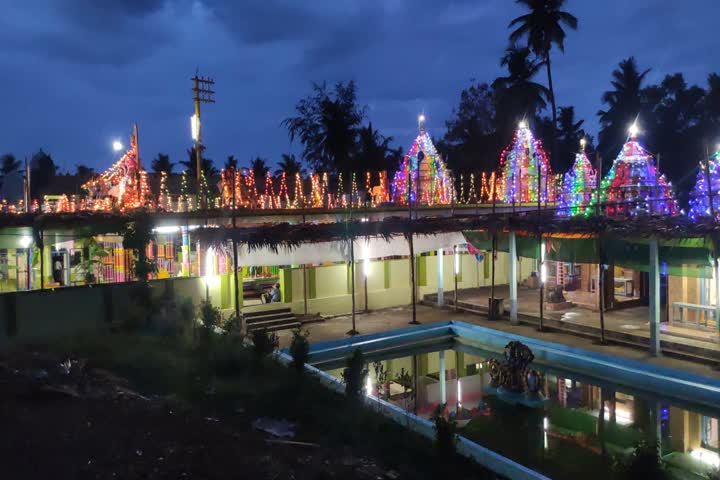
[{"x1": 277, "y1": 301, "x2": 720, "y2": 379}]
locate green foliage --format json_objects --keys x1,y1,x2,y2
[
  {"x1": 210, "y1": 334, "x2": 251, "y2": 377},
  {"x1": 221, "y1": 311, "x2": 242, "y2": 335},
  {"x1": 122, "y1": 213, "x2": 157, "y2": 281},
  {"x1": 614, "y1": 441, "x2": 669, "y2": 480},
  {"x1": 432, "y1": 404, "x2": 457, "y2": 460},
  {"x1": 289, "y1": 327, "x2": 310, "y2": 374},
  {"x1": 283, "y1": 81, "x2": 366, "y2": 174},
  {"x1": 199, "y1": 300, "x2": 221, "y2": 331},
  {"x1": 122, "y1": 283, "x2": 156, "y2": 332},
  {"x1": 250, "y1": 328, "x2": 279, "y2": 361},
  {"x1": 342, "y1": 349, "x2": 368, "y2": 399},
  {"x1": 79, "y1": 237, "x2": 109, "y2": 284}
]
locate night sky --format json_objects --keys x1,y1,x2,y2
[{"x1": 1, "y1": 0, "x2": 718, "y2": 173}]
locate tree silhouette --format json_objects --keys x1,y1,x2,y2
[
  {"x1": 555, "y1": 106, "x2": 591, "y2": 172},
  {"x1": 442, "y1": 82, "x2": 500, "y2": 173},
  {"x1": 509, "y1": 0, "x2": 578, "y2": 158},
  {"x1": 250, "y1": 157, "x2": 269, "y2": 193},
  {"x1": 30, "y1": 149, "x2": 56, "y2": 198},
  {"x1": 180, "y1": 147, "x2": 216, "y2": 179},
  {"x1": 597, "y1": 57, "x2": 652, "y2": 165},
  {"x1": 224, "y1": 155, "x2": 238, "y2": 171},
  {"x1": 275, "y1": 153, "x2": 304, "y2": 177},
  {"x1": 355, "y1": 122, "x2": 394, "y2": 173},
  {"x1": 283, "y1": 81, "x2": 365, "y2": 173},
  {"x1": 0, "y1": 154, "x2": 21, "y2": 177},
  {"x1": 151, "y1": 153, "x2": 174, "y2": 174},
  {"x1": 492, "y1": 46, "x2": 550, "y2": 143},
  {"x1": 75, "y1": 164, "x2": 95, "y2": 183}
]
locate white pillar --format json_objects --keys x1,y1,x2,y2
[
  {"x1": 437, "y1": 248, "x2": 444, "y2": 305},
  {"x1": 649, "y1": 237, "x2": 661, "y2": 356},
  {"x1": 509, "y1": 231, "x2": 518, "y2": 324},
  {"x1": 439, "y1": 350, "x2": 447, "y2": 405},
  {"x1": 715, "y1": 259, "x2": 720, "y2": 334}
]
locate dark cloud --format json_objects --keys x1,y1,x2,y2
[{"x1": 0, "y1": 0, "x2": 718, "y2": 174}]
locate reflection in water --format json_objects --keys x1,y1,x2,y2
[{"x1": 320, "y1": 348, "x2": 720, "y2": 480}]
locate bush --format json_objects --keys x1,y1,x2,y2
[
  {"x1": 122, "y1": 283, "x2": 156, "y2": 332},
  {"x1": 221, "y1": 312, "x2": 242, "y2": 336},
  {"x1": 199, "y1": 300, "x2": 221, "y2": 331},
  {"x1": 250, "y1": 328, "x2": 279, "y2": 361},
  {"x1": 210, "y1": 335, "x2": 251, "y2": 377},
  {"x1": 615, "y1": 441, "x2": 669, "y2": 480},
  {"x1": 432, "y1": 404, "x2": 457, "y2": 459},
  {"x1": 289, "y1": 328, "x2": 310, "y2": 374},
  {"x1": 342, "y1": 349, "x2": 368, "y2": 399}
]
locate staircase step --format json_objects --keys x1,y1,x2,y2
[{"x1": 246, "y1": 312, "x2": 297, "y2": 323}]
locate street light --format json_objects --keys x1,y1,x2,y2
[
  {"x1": 628, "y1": 122, "x2": 639, "y2": 138},
  {"x1": 112, "y1": 140, "x2": 124, "y2": 152},
  {"x1": 518, "y1": 120, "x2": 528, "y2": 129}
]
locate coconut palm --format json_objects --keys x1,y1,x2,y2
[
  {"x1": 492, "y1": 46, "x2": 550, "y2": 141},
  {"x1": 597, "y1": 57, "x2": 652, "y2": 162},
  {"x1": 151, "y1": 153, "x2": 174, "y2": 174},
  {"x1": 0, "y1": 154, "x2": 21, "y2": 176},
  {"x1": 283, "y1": 81, "x2": 365, "y2": 174},
  {"x1": 509, "y1": 0, "x2": 578, "y2": 151},
  {"x1": 224, "y1": 155, "x2": 239, "y2": 171},
  {"x1": 355, "y1": 122, "x2": 394, "y2": 173},
  {"x1": 275, "y1": 153, "x2": 304, "y2": 177}
]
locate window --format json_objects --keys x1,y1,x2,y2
[{"x1": 703, "y1": 417, "x2": 719, "y2": 451}]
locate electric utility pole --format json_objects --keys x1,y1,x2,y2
[{"x1": 191, "y1": 72, "x2": 215, "y2": 209}]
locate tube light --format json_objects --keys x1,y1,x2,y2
[{"x1": 191, "y1": 114, "x2": 200, "y2": 142}]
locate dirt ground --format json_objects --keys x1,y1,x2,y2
[{"x1": 0, "y1": 349, "x2": 447, "y2": 480}]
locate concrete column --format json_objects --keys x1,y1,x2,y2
[
  {"x1": 439, "y1": 350, "x2": 447, "y2": 405},
  {"x1": 715, "y1": 259, "x2": 720, "y2": 333},
  {"x1": 649, "y1": 237, "x2": 661, "y2": 356},
  {"x1": 437, "y1": 248, "x2": 444, "y2": 306},
  {"x1": 509, "y1": 231, "x2": 518, "y2": 324}
]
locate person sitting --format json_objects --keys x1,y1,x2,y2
[{"x1": 269, "y1": 283, "x2": 281, "y2": 303}]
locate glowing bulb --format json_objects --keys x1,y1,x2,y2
[
  {"x1": 518, "y1": 120, "x2": 528, "y2": 129},
  {"x1": 628, "y1": 122, "x2": 639, "y2": 138},
  {"x1": 579, "y1": 138, "x2": 587, "y2": 150},
  {"x1": 19, "y1": 235, "x2": 32, "y2": 248},
  {"x1": 112, "y1": 140, "x2": 123, "y2": 152},
  {"x1": 191, "y1": 114, "x2": 200, "y2": 142},
  {"x1": 418, "y1": 114, "x2": 425, "y2": 124},
  {"x1": 365, "y1": 375, "x2": 373, "y2": 397}
]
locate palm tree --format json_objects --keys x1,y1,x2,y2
[
  {"x1": 276, "y1": 153, "x2": 304, "y2": 177},
  {"x1": 597, "y1": 57, "x2": 651, "y2": 162},
  {"x1": 509, "y1": 0, "x2": 578, "y2": 151},
  {"x1": 250, "y1": 157, "x2": 269, "y2": 193},
  {"x1": 180, "y1": 147, "x2": 216, "y2": 179},
  {"x1": 151, "y1": 153, "x2": 174, "y2": 174},
  {"x1": 224, "y1": 155, "x2": 238, "y2": 172},
  {"x1": 283, "y1": 81, "x2": 365, "y2": 173},
  {"x1": 556, "y1": 106, "x2": 590, "y2": 172},
  {"x1": 492, "y1": 46, "x2": 550, "y2": 141},
  {"x1": 355, "y1": 122, "x2": 394, "y2": 173},
  {"x1": 0, "y1": 154, "x2": 21, "y2": 177}
]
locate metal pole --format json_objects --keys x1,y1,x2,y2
[
  {"x1": 303, "y1": 264, "x2": 308, "y2": 315},
  {"x1": 537, "y1": 154, "x2": 543, "y2": 332},
  {"x1": 39, "y1": 229, "x2": 44, "y2": 290},
  {"x1": 454, "y1": 245, "x2": 459, "y2": 313},
  {"x1": 598, "y1": 235, "x2": 606, "y2": 344},
  {"x1": 231, "y1": 169, "x2": 241, "y2": 330},
  {"x1": 348, "y1": 237, "x2": 358, "y2": 336},
  {"x1": 408, "y1": 233, "x2": 420, "y2": 325}
]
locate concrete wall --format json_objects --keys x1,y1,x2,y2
[
  {"x1": 0, "y1": 276, "x2": 225, "y2": 348},
  {"x1": 280, "y1": 252, "x2": 509, "y2": 316}
]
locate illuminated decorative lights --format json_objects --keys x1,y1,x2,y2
[
  {"x1": 557, "y1": 150, "x2": 597, "y2": 217},
  {"x1": 594, "y1": 131, "x2": 679, "y2": 217},
  {"x1": 498, "y1": 124, "x2": 553, "y2": 204},
  {"x1": 688, "y1": 150, "x2": 720, "y2": 221}
]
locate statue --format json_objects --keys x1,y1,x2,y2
[{"x1": 487, "y1": 341, "x2": 544, "y2": 400}]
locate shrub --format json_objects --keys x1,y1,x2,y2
[
  {"x1": 615, "y1": 441, "x2": 669, "y2": 480},
  {"x1": 221, "y1": 312, "x2": 242, "y2": 336},
  {"x1": 211, "y1": 335, "x2": 250, "y2": 377},
  {"x1": 342, "y1": 349, "x2": 368, "y2": 399},
  {"x1": 432, "y1": 404, "x2": 457, "y2": 459},
  {"x1": 199, "y1": 300, "x2": 221, "y2": 331},
  {"x1": 289, "y1": 328, "x2": 310, "y2": 374},
  {"x1": 250, "y1": 328, "x2": 279, "y2": 360}
]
